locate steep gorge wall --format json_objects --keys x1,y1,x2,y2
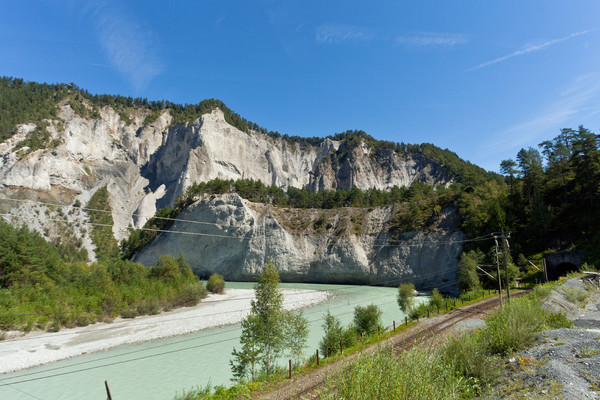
[
  {"x1": 134, "y1": 194, "x2": 463, "y2": 289},
  {"x1": 0, "y1": 103, "x2": 451, "y2": 262}
]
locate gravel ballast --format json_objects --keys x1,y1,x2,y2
[{"x1": 490, "y1": 277, "x2": 600, "y2": 400}]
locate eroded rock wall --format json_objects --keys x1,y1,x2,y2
[
  {"x1": 0, "y1": 104, "x2": 452, "y2": 263},
  {"x1": 134, "y1": 194, "x2": 463, "y2": 289}
]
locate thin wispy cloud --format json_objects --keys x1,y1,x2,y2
[
  {"x1": 467, "y1": 29, "x2": 596, "y2": 72},
  {"x1": 477, "y1": 74, "x2": 600, "y2": 168},
  {"x1": 89, "y1": 2, "x2": 162, "y2": 91},
  {"x1": 395, "y1": 32, "x2": 468, "y2": 49},
  {"x1": 315, "y1": 24, "x2": 374, "y2": 44}
]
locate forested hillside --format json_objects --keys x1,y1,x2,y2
[
  {"x1": 499, "y1": 126, "x2": 600, "y2": 259},
  {"x1": 0, "y1": 221, "x2": 206, "y2": 331}
]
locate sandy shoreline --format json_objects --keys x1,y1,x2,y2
[{"x1": 0, "y1": 288, "x2": 330, "y2": 374}]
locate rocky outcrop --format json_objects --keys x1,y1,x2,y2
[
  {"x1": 0, "y1": 103, "x2": 452, "y2": 262},
  {"x1": 134, "y1": 194, "x2": 463, "y2": 289}
]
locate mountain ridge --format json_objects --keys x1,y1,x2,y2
[{"x1": 0, "y1": 76, "x2": 499, "y2": 286}]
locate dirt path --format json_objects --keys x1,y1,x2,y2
[{"x1": 256, "y1": 291, "x2": 528, "y2": 400}]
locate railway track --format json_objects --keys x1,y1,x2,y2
[{"x1": 256, "y1": 291, "x2": 529, "y2": 400}]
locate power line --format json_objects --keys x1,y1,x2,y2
[
  {"x1": 4, "y1": 384, "x2": 45, "y2": 400},
  {"x1": 0, "y1": 265, "x2": 460, "y2": 320},
  {"x1": 0, "y1": 293, "x2": 398, "y2": 382},
  {"x1": 1, "y1": 266, "x2": 466, "y2": 384},
  {"x1": 0, "y1": 294, "x2": 403, "y2": 386},
  {"x1": 0, "y1": 197, "x2": 496, "y2": 247},
  {"x1": 1, "y1": 209, "x2": 495, "y2": 249},
  {"x1": 0, "y1": 288, "x2": 325, "y2": 318},
  {"x1": 0, "y1": 197, "x2": 233, "y2": 229},
  {"x1": 1, "y1": 274, "x2": 460, "y2": 383}
]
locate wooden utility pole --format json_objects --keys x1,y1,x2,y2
[
  {"x1": 494, "y1": 236, "x2": 503, "y2": 307},
  {"x1": 502, "y1": 233, "x2": 511, "y2": 302}
]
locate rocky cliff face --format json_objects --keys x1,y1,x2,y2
[
  {"x1": 0, "y1": 101, "x2": 452, "y2": 264},
  {"x1": 134, "y1": 194, "x2": 463, "y2": 289}
]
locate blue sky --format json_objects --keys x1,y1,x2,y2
[{"x1": 2, "y1": 1, "x2": 600, "y2": 172}]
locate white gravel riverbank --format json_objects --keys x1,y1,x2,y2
[{"x1": 0, "y1": 288, "x2": 330, "y2": 374}]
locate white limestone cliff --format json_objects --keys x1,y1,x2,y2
[
  {"x1": 134, "y1": 194, "x2": 463, "y2": 289},
  {"x1": 0, "y1": 102, "x2": 457, "y2": 283}
]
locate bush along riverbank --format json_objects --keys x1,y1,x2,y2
[
  {"x1": 174, "y1": 273, "x2": 599, "y2": 400},
  {"x1": 0, "y1": 221, "x2": 207, "y2": 333}
]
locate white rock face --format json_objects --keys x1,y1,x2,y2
[
  {"x1": 134, "y1": 194, "x2": 463, "y2": 289},
  {"x1": 0, "y1": 102, "x2": 455, "y2": 272}
]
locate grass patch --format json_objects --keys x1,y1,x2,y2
[
  {"x1": 442, "y1": 331, "x2": 500, "y2": 388},
  {"x1": 530, "y1": 280, "x2": 560, "y2": 300},
  {"x1": 577, "y1": 345, "x2": 600, "y2": 358},
  {"x1": 483, "y1": 297, "x2": 548, "y2": 356},
  {"x1": 562, "y1": 286, "x2": 589, "y2": 305},
  {"x1": 323, "y1": 346, "x2": 466, "y2": 400},
  {"x1": 173, "y1": 383, "x2": 252, "y2": 400},
  {"x1": 544, "y1": 311, "x2": 573, "y2": 329}
]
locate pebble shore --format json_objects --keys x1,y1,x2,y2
[{"x1": 0, "y1": 288, "x2": 330, "y2": 374}]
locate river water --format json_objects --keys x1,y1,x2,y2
[{"x1": 0, "y1": 283, "x2": 427, "y2": 400}]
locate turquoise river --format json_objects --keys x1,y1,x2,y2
[{"x1": 0, "y1": 283, "x2": 427, "y2": 400}]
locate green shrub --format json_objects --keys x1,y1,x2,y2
[
  {"x1": 410, "y1": 301, "x2": 430, "y2": 319},
  {"x1": 136, "y1": 299, "x2": 161, "y2": 315},
  {"x1": 87, "y1": 186, "x2": 120, "y2": 261},
  {"x1": 397, "y1": 283, "x2": 415, "y2": 313},
  {"x1": 429, "y1": 288, "x2": 444, "y2": 311},
  {"x1": 545, "y1": 311, "x2": 573, "y2": 329},
  {"x1": 320, "y1": 311, "x2": 343, "y2": 357},
  {"x1": 353, "y1": 304, "x2": 382, "y2": 336},
  {"x1": 483, "y1": 297, "x2": 547, "y2": 356},
  {"x1": 442, "y1": 332, "x2": 499, "y2": 387},
  {"x1": 530, "y1": 281, "x2": 556, "y2": 300},
  {"x1": 342, "y1": 326, "x2": 358, "y2": 349},
  {"x1": 151, "y1": 255, "x2": 182, "y2": 281},
  {"x1": 206, "y1": 273, "x2": 225, "y2": 294},
  {"x1": 177, "y1": 283, "x2": 208, "y2": 305},
  {"x1": 121, "y1": 308, "x2": 138, "y2": 319},
  {"x1": 144, "y1": 111, "x2": 161, "y2": 124}
]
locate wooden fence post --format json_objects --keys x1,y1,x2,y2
[
  {"x1": 105, "y1": 380, "x2": 113, "y2": 400},
  {"x1": 316, "y1": 349, "x2": 319, "y2": 366},
  {"x1": 289, "y1": 360, "x2": 292, "y2": 379}
]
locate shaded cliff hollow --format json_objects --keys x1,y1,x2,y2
[{"x1": 134, "y1": 193, "x2": 463, "y2": 289}]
